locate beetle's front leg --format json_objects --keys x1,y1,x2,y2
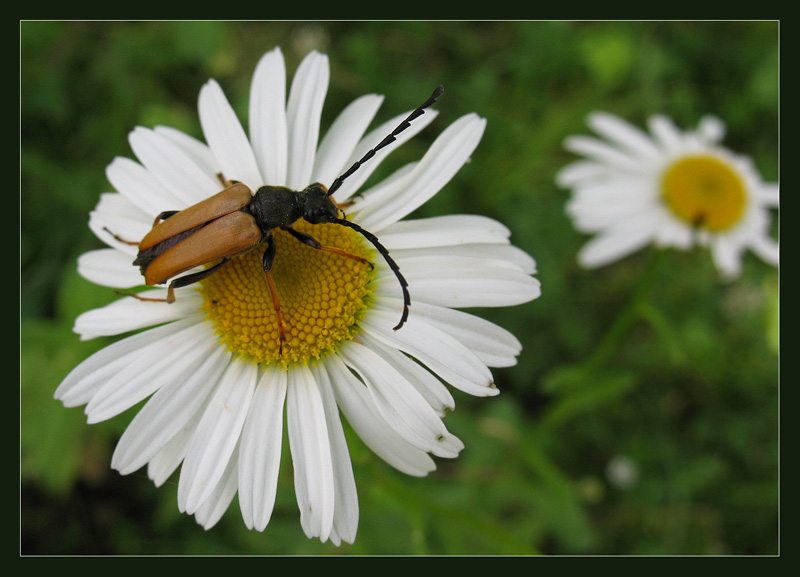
[
  {"x1": 262, "y1": 236, "x2": 287, "y2": 356},
  {"x1": 283, "y1": 226, "x2": 373, "y2": 269}
]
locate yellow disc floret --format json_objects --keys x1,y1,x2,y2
[
  {"x1": 198, "y1": 220, "x2": 374, "y2": 366},
  {"x1": 661, "y1": 154, "x2": 747, "y2": 231}
]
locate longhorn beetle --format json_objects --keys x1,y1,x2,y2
[{"x1": 114, "y1": 85, "x2": 444, "y2": 353}]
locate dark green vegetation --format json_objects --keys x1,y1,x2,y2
[{"x1": 21, "y1": 21, "x2": 779, "y2": 555}]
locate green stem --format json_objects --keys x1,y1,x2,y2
[
  {"x1": 536, "y1": 250, "x2": 668, "y2": 432},
  {"x1": 581, "y1": 250, "x2": 667, "y2": 372}
]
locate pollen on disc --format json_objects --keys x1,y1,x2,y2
[{"x1": 198, "y1": 221, "x2": 375, "y2": 366}]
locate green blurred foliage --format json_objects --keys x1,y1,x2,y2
[{"x1": 20, "y1": 21, "x2": 779, "y2": 555}]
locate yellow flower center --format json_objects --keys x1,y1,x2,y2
[
  {"x1": 661, "y1": 154, "x2": 747, "y2": 231},
  {"x1": 198, "y1": 221, "x2": 374, "y2": 366}
]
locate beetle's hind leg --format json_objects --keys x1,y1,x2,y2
[
  {"x1": 152, "y1": 210, "x2": 179, "y2": 227},
  {"x1": 118, "y1": 258, "x2": 230, "y2": 304},
  {"x1": 102, "y1": 227, "x2": 140, "y2": 246},
  {"x1": 262, "y1": 237, "x2": 287, "y2": 356},
  {"x1": 103, "y1": 208, "x2": 180, "y2": 245},
  {"x1": 283, "y1": 226, "x2": 373, "y2": 269},
  {"x1": 216, "y1": 173, "x2": 245, "y2": 188}
]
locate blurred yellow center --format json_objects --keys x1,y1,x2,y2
[
  {"x1": 198, "y1": 221, "x2": 374, "y2": 366},
  {"x1": 661, "y1": 155, "x2": 747, "y2": 231}
]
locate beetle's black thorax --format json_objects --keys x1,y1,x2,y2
[{"x1": 248, "y1": 186, "x2": 303, "y2": 233}]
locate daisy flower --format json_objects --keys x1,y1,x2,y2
[
  {"x1": 557, "y1": 111, "x2": 779, "y2": 278},
  {"x1": 54, "y1": 47, "x2": 540, "y2": 545}
]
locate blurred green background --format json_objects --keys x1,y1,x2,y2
[{"x1": 20, "y1": 21, "x2": 779, "y2": 555}]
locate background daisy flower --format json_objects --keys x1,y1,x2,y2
[
  {"x1": 51, "y1": 47, "x2": 540, "y2": 544},
  {"x1": 557, "y1": 111, "x2": 779, "y2": 278}
]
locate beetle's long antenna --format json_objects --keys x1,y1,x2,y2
[
  {"x1": 326, "y1": 85, "x2": 444, "y2": 198},
  {"x1": 330, "y1": 217, "x2": 410, "y2": 330}
]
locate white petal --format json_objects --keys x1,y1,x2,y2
[
  {"x1": 238, "y1": 365, "x2": 287, "y2": 531},
  {"x1": 324, "y1": 354, "x2": 436, "y2": 476},
  {"x1": 710, "y1": 237, "x2": 744, "y2": 279},
  {"x1": 359, "y1": 331, "x2": 455, "y2": 417},
  {"x1": 653, "y1": 214, "x2": 694, "y2": 249},
  {"x1": 648, "y1": 115, "x2": 683, "y2": 155},
  {"x1": 178, "y1": 360, "x2": 257, "y2": 514},
  {"x1": 312, "y1": 363, "x2": 359, "y2": 545},
  {"x1": 312, "y1": 94, "x2": 384, "y2": 186},
  {"x1": 147, "y1": 412, "x2": 198, "y2": 487},
  {"x1": 587, "y1": 111, "x2": 662, "y2": 163},
  {"x1": 89, "y1": 190, "x2": 147, "y2": 222},
  {"x1": 286, "y1": 364, "x2": 335, "y2": 542},
  {"x1": 84, "y1": 322, "x2": 217, "y2": 424},
  {"x1": 74, "y1": 289, "x2": 203, "y2": 340},
  {"x1": 249, "y1": 47, "x2": 288, "y2": 186},
  {"x1": 106, "y1": 156, "x2": 184, "y2": 216},
  {"x1": 129, "y1": 127, "x2": 220, "y2": 206},
  {"x1": 77, "y1": 248, "x2": 143, "y2": 289},
  {"x1": 344, "y1": 161, "x2": 416, "y2": 212},
  {"x1": 577, "y1": 218, "x2": 658, "y2": 268},
  {"x1": 378, "y1": 214, "x2": 511, "y2": 250},
  {"x1": 362, "y1": 308, "x2": 497, "y2": 397},
  {"x1": 566, "y1": 178, "x2": 657, "y2": 233},
  {"x1": 749, "y1": 233, "x2": 780, "y2": 266},
  {"x1": 286, "y1": 51, "x2": 329, "y2": 189},
  {"x1": 339, "y1": 340, "x2": 463, "y2": 458},
  {"x1": 111, "y1": 344, "x2": 229, "y2": 475},
  {"x1": 563, "y1": 134, "x2": 647, "y2": 177},
  {"x1": 199, "y1": 79, "x2": 263, "y2": 189},
  {"x1": 88, "y1": 193, "x2": 151, "y2": 256},
  {"x1": 354, "y1": 114, "x2": 486, "y2": 231},
  {"x1": 385, "y1": 255, "x2": 540, "y2": 308},
  {"x1": 405, "y1": 299, "x2": 522, "y2": 368},
  {"x1": 330, "y1": 108, "x2": 440, "y2": 203},
  {"x1": 759, "y1": 183, "x2": 779, "y2": 207},
  {"x1": 392, "y1": 243, "x2": 536, "y2": 274},
  {"x1": 696, "y1": 115, "x2": 726, "y2": 144},
  {"x1": 193, "y1": 447, "x2": 239, "y2": 530},
  {"x1": 555, "y1": 159, "x2": 617, "y2": 188},
  {"x1": 154, "y1": 125, "x2": 222, "y2": 183},
  {"x1": 55, "y1": 316, "x2": 198, "y2": 407}
]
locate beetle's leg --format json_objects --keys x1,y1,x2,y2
[
  {"x1": 103, "y1": 211, "x2": 180, "y2": 245},
  {"x1": 152, "y1": 210, "x2": 180, "y2": 227},
  {"x1": 262, "y1": 236, "x2": 287, "y2": 355},
  {"x1": 103, "y1": 210, "x2": 179, "y2": 246},
  {"x1": 102, "y1": 226, "x2": 140, "y2": 246},
  {"x1": 331, "y1": 217, "x2": 410, "y2": 331},
  {"x1": 331, "y1": 201, "x2": 353, "y2": 222},
  {"x1": 331, "y1": 198, "x2": 355, "y2": 212},
  {"x1": 118, "y1": 258, "x2": 230, "y2": 303},
  {"x1": 166, "y1": 258, "x2": 231, "y2": 300},
  {"x1": 283, "y1": 226, "x2": 373, "y2": 269},
  {"x1": 216, "y1": 173, "x2": 244, "y2": 188}
]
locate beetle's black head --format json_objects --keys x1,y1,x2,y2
[{"x1": 299, "y1": 183, "x2": 340, "y2": 224}]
